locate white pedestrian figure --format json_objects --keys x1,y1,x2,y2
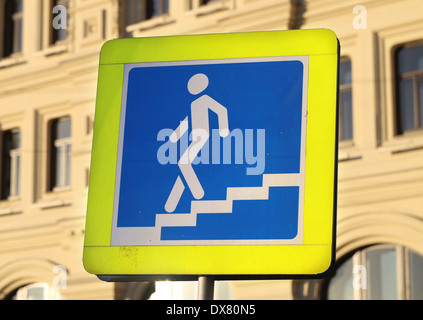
[{"x1": 164, "y1": 73, "x2": 229, "y2": 213}]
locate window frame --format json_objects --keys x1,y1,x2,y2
[
  {"x1": 13, "y1": 282, "x2": 65, "y2": 300},
  {"x1": 39, "y1": 0, "x2": 69, "y2": 52},
  {"x1": 123, "y1": 0, "x2": 171, "y2": 37},
  {"x1": 50, "y1": 0, "x2": 69, "y2": 45},
  {"x1": 355, "y1": 244, "x2": 403, "y2": 300},
  {"x1": 124, "y1": 0, "x2": 169, "y2": 25},
  {"x1": 338, "y1": 56, "x2": 354, "y2": 142},
  {"x1": 186, "y1": 0, "x2": 229, "y2": 15},
  {"x1": 15, "y1": 282, "x2": 50, "y2": 300},
  {"x1": 0, "y1": 128, "x2": 21, "y2": 201},
  {"x1": 48, "y1": 116, "x2": 71, "y2": 192},
  {"x1": 11, "y1": 0, "x2": 23, "y2": 54},
  {"x1": 8, "y1": 128, "x2": 21, "y2": 199},
  {"x1": 325, "y1": 244, "x2": 423, "y2": 300},
  {"x1": 0, "y1": 0, "x2": 23, "y2": 59},
  {"x1": 394, "y1": 41, "x2": 423, "y2": 135}
]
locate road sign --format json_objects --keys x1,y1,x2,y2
[{"x1": 83, "y1": 29, "x2": 339, "y2": 280}]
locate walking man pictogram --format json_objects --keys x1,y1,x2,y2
[{"x1": 164, "y1": 73, "x2": 229, "y2": 213}]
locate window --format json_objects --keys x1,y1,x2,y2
[
  {"x1": 326, "y1": 245, "x2": 423, "y2": 300},
  {"x1": 339, "y1": 58, "x2": 353, "y2": 141},
  {"x1": 186, "y1": 0, "x2": 226, "y2": 12},
  {"x1": 10, "y1": 283, "x2": 65, "y2": 300},
  {"x1": 366, "y1": 247, "x2": 398, "y2": 299},
  {"x1": 409, "y1": 249, "x2": 423, "y2": 299},
  {"x1": 124, "y1": 0, "x2": 169, "y2": 26},
  {"x1": 1, "y1": 128, "x2": 21, "y2": 200},
  {"x1": 395, "y1": 43, "x2": 423, "y2": 134},
  {"x1": 39, "y1": 0, "x2": 68, "y2": 52},
  {"x1": 187, "y1": 0, "x2": 221, "y2": 8},
  {"x1": 49, "y1": 117, "x2": 71, "y2": 191},
  {"x1": 200, "y1": 0, "x2": 224, "y2": 5},
  {"x1": 326, "y1": 254, "x2": 354, "y2": 300},
  {"x1": 50, "y1": 0, "x2": 68, "y2": 44},
  {"x1": 0, "y1": 0, "x2": 23, "y2": 58}
]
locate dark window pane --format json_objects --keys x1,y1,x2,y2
[
  {"x1": 146, "y1": 0, "x2": 154, "y2": 19},
  {"x1": 51, "y1": 0, "x2": 68, "y2": 45},
  {"x1": 125, "y1": 0, "x2": 142, "y2": 24},
  {"x1": 15, "y1": 0, "x2": 23, "y2": 12},
  {"x1": 0, "y1": 128, "x2": 20, "y2": 199},
  {"x1": 49, "y1": 117, "x2": 71, "y2": 190},
  {"x1": 53, "y1": 28, "x2": 67, "y2": 43},
  {"x1": 366, "y1": 248, "x2": 397, "y2": 300},
  {"x1": 56, "y1": 117, "x2": 71, "y2": 139},
  {"x1": 66, "y1": 144, "x2": 71, "y2": 185},
  {"x1": 11, "y1": 130, "x2": 20, "y2": 149},
  {"x1": 410, "y1": 250, "x2": 423, "y2": 300},
  {"x1": 162, "y1": 0, "x2": 169, "y2": 14},
  {"x1": 3, "y1": 0, "x2": 16, "y2": 57},
  {"x1": 147, "y1": 0, "x2": 169, "y2": 18},
  {"x1": 55, "y1": 145, "x2": 64, "y2": 187},
  {"x1": 327, "y1": 256, "x2": 354, "y2": 300},
  {"x1": 341, "y1": 90, "x2": 353, "y2": 140},
  {"x1": 15, "y1": 17, "x2": 22, "y2": 52},
  {"x1": 398, "y1": 78, "x2": 415, "y2": 132},
  {"x1": 26, "y1": 287, "x2": 46, "y2": 300},
  {"x1": 125, "y1": 0, "x2": 168, "y2": 24},
  {"x1": 15, "y1": 153, "x2": 20, "y2": 196},
  {"x1": 340, "y1": 60, "x2": 352, "y2": 86},
  {"x1": 1, "y1": 132, "x2": 12, "y2": 199},
  {"x1": 398, "y1": 45, "x2": 423, "y2": 74}
]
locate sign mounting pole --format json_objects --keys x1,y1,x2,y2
[{"x1": 198, "y1": 275, "x2": 215, "y2": 300}]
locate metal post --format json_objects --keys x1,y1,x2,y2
[{"x1": 197, "y1": 275, "x2": 215, "y2": 300}]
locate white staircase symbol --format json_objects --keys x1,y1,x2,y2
[
  {"x1": 110, "y1": 173, "x2": 303, "y2": 246},
  {"x1": 155, "y1": 173, "x2": 302, "y2": 228}
]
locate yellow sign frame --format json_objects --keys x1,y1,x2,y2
[{"x1": 83, "y1": 29, "x2": 339, "y2": 280}]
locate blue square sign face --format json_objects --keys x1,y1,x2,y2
[{"x1": 111, "y1": 56, "x2": 308, "y2": 246}]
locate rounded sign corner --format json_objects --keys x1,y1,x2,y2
[
  {"x1": 82, "y1": 249, "x2": 97, "y2": 276},
  {"x1": 315, "y1": 254, "x2": 337, "y2": 279}
]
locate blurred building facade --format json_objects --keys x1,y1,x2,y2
[{"x1": 0, "y1": 0, "x2": 422, "y2": 300}]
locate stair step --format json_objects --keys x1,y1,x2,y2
[{"x1": 155, "y1": 213, "x2": 197, "y2": 227}]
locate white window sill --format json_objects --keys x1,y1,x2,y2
[
  {"x1": 0, "y1": 194, "x2": 22, "y2": 216},
  {"x1": 32, "y1": 198, "x2": 71, "y2": 210},
  {"x1": 338, "y1": 139, "x2": 354, "y2": 149},
  {"x1": 7, "y1": 195, "x2": 20, "y2": 201},
  {"x1": 34, "y1": 43, "x2": 68, "y2": 57},
  {"x1": 338, "y1": 140, "x2": 362, "y2": 162},
  {"x1": 52, "y1": 185, "x2": 71, "y2": 193},
  {"x1": 0, "y1": 207, "x2": 22, "y2": 216},
  {"x1": 379, "y1": 130, "x2": 423, "y2": 154},
  {"x1": 0, "y1": 54, "x2": 26, "y2": 69}
]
